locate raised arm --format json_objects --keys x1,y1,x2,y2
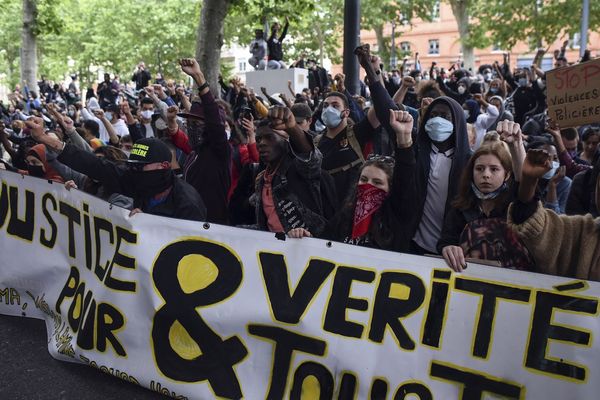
[
  {"x1": 93, "y1": 109, "x2": 120, "y2": 146},
  {"x1": 268, "y1": 105, "x2": 312, "y2": 154},
  {"x1": 179, "y1": 58, "x2": 227, "y2": 152},
  {"x1": 497, "y1": 120, "x2": 526, "y2": 182}
]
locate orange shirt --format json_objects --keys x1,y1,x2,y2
[{"x1": 262, "y1": 170, "x2": 284, "y2": 233}]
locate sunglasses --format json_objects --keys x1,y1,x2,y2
[{"x1": 366, "y1": 154, "x2": 395, "y2": 164}]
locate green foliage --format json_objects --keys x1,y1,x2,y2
[
  {"x1": 34, "y1": 0, "x2": 65, "y2": 36},
  {"x1": 0, "y1": 0, "x2": 23, "y2": 87},
  {"x1": 361, "y1": 0, "x2": 435, "y2": 67},
  {"x1": 2, "y1": 0, "x2": 598, "y2": 92},
  {"x1": 0, "y1": 0, "x2": 200, "y2": 88},
  {"x1": 468, "y1": 0, "x2": 600, "y2": 51},
  {"x1": 225, "y1": 0, "x2": 343, "y2": 64}
]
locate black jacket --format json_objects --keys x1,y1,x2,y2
[
  {"x1": 414, "y1": 96, "x2": 472, "y2": 239},
  {"x1": 183, "y1": 90, "x2": 231, "y2": 225},
  {"x1": 267, "y1": 22, "x2": 288, "y2": 62},
  {"x1": 132, "y1": 70, "x2": 151, "y2": 91},
  {"x1": 566, "y1": 167, "x2": 599, "y2": 217},
  {"x1": 255, "y1": 146, "x2": 337, "y2": 236},
  {"x1": 323, "y1": 146, "x2": 417, "y2": 252},
  {"x1": 58, "y1": 144, "x2": 206, "y2": 221},
  {"x1": 437, "y1": 184, "x2": 517, "y2": 253}
]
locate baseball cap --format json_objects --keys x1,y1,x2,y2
[{"x1": 126, "y1": 138, "x2": 172, "y2": 165}]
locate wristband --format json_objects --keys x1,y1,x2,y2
[{"x1": 198, "y1": 82, "x2": 209, "y2": 93}]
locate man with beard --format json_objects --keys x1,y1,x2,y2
[{"x1": 25, "y1": 117, "x2": 206, "y2": 221}]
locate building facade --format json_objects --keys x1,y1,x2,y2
[{"x1": 335, "y1": 2, "x2": 600, "y2": 75}]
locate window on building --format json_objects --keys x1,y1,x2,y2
[
  {"x1": 238, "y1": 61, "x2": 246, "y2": 72},
  {"x1": 428, "y1": 39, "x2": 439, "y2": 55},
  {"x1": 492, "y1": 42, "x2": 503, "y2": 52},
  {"x1": 431, "y1": 1, "x2": 441, "y2": 19},
  {"x1": 400, "y1": 41, "x2": 411, "y2": 52}
]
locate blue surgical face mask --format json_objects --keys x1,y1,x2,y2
[
  {"x1": 471, "y1": 182, "x2": 508, "y2": 200},
  {"x1": 464, "y1": 110, "x2": 470, "y2": 120},
  {"x1": 321, "y1": 106, "x2": 343, "y2": 129},
  {"x1": 425, "y1": 116, "x2": 454, "y2": 142},
  {"x1": 105, "y1": 112, "x2": 113, "y2": 121},
  {"x1": 314, "y1": 119, "x2": 326, "y2": 132},
  {"x1": 543, "y1": 161, "x2": 560, "y2": 179},
  {"x1": 518, "y1": 78, "x2": 528, "y2": 87}
]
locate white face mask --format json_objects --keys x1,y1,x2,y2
[
  {"x1": 457, "y1": 86, "x2": 466, "y2": 95},
  {"x1": 141, "y1": 110, "x2": 154, "y2": 120},
  {"x1": 425, "y1": 117, "x2": 454, "y2": 142},
  {"x1": 105, "y1": 112, "x2": 113, "y2": 121},
  {"x1": 225, "y1": 128, "x2": 231, "y2": 140}
]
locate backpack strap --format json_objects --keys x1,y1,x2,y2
[
  {"x1": 315, "y1": 125, "x2": 365, "y2": 175},
  {"x1": 346, "y1": 124, "x2": 365, "y2": 163}
]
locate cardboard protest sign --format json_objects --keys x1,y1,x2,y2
[
  {"x1": 1, "y1": 171, "x2": 600, "y2": 399},
  {"x1": 546, "y1": 58, "x2": 600, "y2": 128}
]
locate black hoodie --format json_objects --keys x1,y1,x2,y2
[{"x1": 413, "y1": 96, "x2": 472, "y2": 249}]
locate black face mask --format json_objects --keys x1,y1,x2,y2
[
  {"x1": 187, "y1": 122, "x2": 205, "y2": 148},
  {"x1": 130, "y1": 169, "x2": 174, "y2": 198},
  {"x1": 27, "y1": 164, "x2": 45, "y2": 177}
]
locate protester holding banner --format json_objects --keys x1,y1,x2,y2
[
  {"x1": 509, "y1": 148, "x2": 600, "y2": 281},
  {"x1": 254, "y1": 105, "x2": 337, "y2": 238},
  {"x1": 438, "y1": 120, "x2": 533, "y2": 271},
  {"x1": 320, "y1": 110, "x2": 417, "y2": 250},
  {"x1": 23, "y1": 118, "x2": 207, "y2": 222},
  {"x1": 172, "y1": 58, "x2": 232, "y2": 225},
  {"x1": 18, "y1": 143, "x2": 65, "y2": 183},
  {"x1": 410, "y1": 95, "x2": 472, "y2": 255}
]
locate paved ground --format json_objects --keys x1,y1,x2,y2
[{"x1": 0, "y1": 314, "x2": 168, "y2": 400}]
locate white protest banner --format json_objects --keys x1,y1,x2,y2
[
  {"x1": 1, "y1": 170, "x2": 600, "y2": 399},
  {"x1": 546, "y1": 58, "x2": 600, "y2": 128}
]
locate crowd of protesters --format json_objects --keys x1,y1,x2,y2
[{"x1": 1, "y1": 37, "x2": 600, "y2": 282}]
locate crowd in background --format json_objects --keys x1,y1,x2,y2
[{"x1": 1, "y1": 36, "x2": 599, "y2": 281}]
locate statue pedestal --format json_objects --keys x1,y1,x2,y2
[{"x1": 245, "y1": 68, "x2": 309, "y2": 96}]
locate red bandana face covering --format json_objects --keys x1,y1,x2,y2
[{"x1": 351, "y1": 183, "x2": 389, "y2": 239}]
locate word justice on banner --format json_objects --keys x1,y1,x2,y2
[{"x1": 1, "y1": 171, "x2": 600, "y2": 400}]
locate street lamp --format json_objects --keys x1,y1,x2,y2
[
  {"x1": 343, "y1": 0, "x2": 360, "y2": 95},
  {"x1": 390, "y1": 20, "x2": 397, "y2": 70},
  {"x1": 580, "y1": 0, "x2": 589, "y2": 59}
]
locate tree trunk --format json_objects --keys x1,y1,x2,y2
[
  {"x1": 196, "y1": 0, "x2": 231, "y2": 98},
  {"x1": 21, "y1": 0, "x2": 37, "y2": 91},
  {"x1": 449, "y1": 0, "x2": 475, "y2": 72},
  {"x1": 374, "y1": 24, "x2": 390, "y2": 68},
  {"x1": 316, "y1": 24, "x2": 325, "y2": 67}
]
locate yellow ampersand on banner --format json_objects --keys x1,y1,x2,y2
[{"x1": 150, "y1": 238, "x2": 247, "y2": 399}]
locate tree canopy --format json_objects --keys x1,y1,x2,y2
[{"x1": 0, "y1": 0, "x2": 597, "y2": 89}]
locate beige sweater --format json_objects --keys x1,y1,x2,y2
[{"x1": 508, "y1": 202, "x2": 600, "y2": 281}]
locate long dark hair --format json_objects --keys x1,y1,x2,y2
[{"x1": 332, "y1": 157, "x2": 395, "y2": 248}]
